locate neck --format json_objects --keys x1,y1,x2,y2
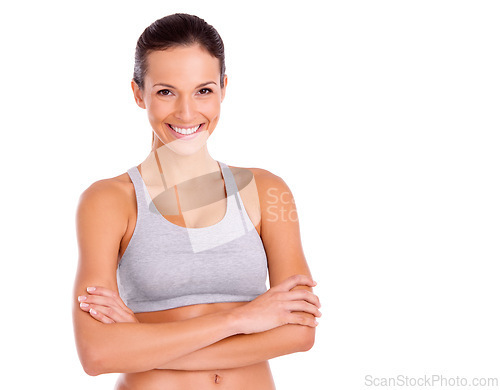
[{"x1": 139, "y1": 143, "x2": 220, "y2": 188}]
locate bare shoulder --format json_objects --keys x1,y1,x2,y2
[
  {"x1": 78, "y1": 173, "x2": 131, "y2": 210},
  {"x1": 226, "y1": 164, "x2": 284, "y2": 193},
  {"x1": 76, "y1": 173, "x2": 133, "y2": 241}
]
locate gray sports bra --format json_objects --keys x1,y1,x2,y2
[{"x1": 116, "y1": 160, "x2": 268, "y2": 313}]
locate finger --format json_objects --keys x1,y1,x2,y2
[
  {"x1": 86, "y1": 286, "x2": 131, "y2": 313},
  {"x1": 80, "y1": 301, "x2": 134, "y2": 323},
  {"x1": 79, "y1": 301, "x2": 91, "y2": 312},
  {"x1": 286, "y1": 312, "x2": 319, "y2": 328},
  {"x1": 88, "y1": 307, "x2": 115, "y2": 324},
  {"x1": 92, "y1": 303, "x2": 136, "y2": 323},
  {"x1": 275, "y1": 274, "x2": 317, "y2": 292},
  {"x1": 78, "y1": 293, "x2": 135, "y2": 322},
  {"x1": 80, "y1": 299, "x2": 118, "y2": 321},
  {"x1": 79, "y1": 294, "x2": 123, "y2": 312},
  {"x1": 286, "y1": 290, "x2": 321, "y2": 308},
  {"x1": 286, "y1": 301, "x2": 322, "y2": 318},
  {"x1": 79, "y1": 299, "x2": 108, "y2": 316}
]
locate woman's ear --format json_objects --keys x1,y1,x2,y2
[
  {"x1": 131, "y1": 80, "x2": 146, "y2": 109},
  {"x1": 221, "y1": 74, "x2": 228, "y2": 103}
]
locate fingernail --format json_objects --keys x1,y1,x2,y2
[
  {"x1": 80, "y1": 302, "x2": 89, "y2": 308},
  {"x1": 313, "y1": 281, "x2": 318, "y2": 286},
  {"x1": 87, "y1": 287, "x2": 96, "y2": 292},
  {"x1": 78, "y1": 296, "x2": 87, "y2": 302},
  {"x1": 314, "y1": 320, "x2": 319, "y2": 325},
  {"x1": 90, "y1": 308, "x2": 97, "y2": 315}
]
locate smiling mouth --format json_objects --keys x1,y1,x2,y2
[{"x1": 168, "y1": 123, "x2": 203, "y2": 135}]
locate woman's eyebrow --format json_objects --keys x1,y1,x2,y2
[{"x1": 153, "y1": 81, "x2": 217, "y2": 89}]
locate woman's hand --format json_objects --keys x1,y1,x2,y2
[
  {"x1": 230, "y1": 274, "x2": 322, "y2": 335},
  {"x1": 77, "y1": 286, "x2": 139, "y2": 324}
]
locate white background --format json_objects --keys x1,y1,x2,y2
[{"x1": 1, "y1": 0, "x2": 499, "y2": 389}]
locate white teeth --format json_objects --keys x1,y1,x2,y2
[{"x1": 170, "y1": 124, "x2": 201, "y2": 135}]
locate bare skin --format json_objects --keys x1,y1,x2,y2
[{"x1": 73, "y1": 43, "x2": 321, "y2": 389}]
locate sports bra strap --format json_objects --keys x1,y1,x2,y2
[{"x1": 218, "y1": 161, "x2": 239, "y2": 198}]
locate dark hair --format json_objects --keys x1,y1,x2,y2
[{"x1": 133, "y1": 13, "x2": 226, "y2": 90}]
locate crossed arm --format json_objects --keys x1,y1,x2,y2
[
  {"x1": 80, "y1": 283, "x2": 317, "y2": 371},
  {"x1": 73, "y1": 169, "x2": 320, "y2": 375},
  {"x1": 161, "y1": 314, "x2": 315, "y2": 371}
]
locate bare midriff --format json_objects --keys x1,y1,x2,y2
[{"x1": 114, "y1": 302, "x2": 276, "y2": 390}]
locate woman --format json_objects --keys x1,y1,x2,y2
[{"x1": 73, "y1": 13, "x2": 321, "y2": 389}]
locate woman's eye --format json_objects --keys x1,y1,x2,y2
[
  {"x1": 198, "y1": 88, "x2": 213, "y2": 95},
  {"x1": 158, "y1": 89, "x2": 172, "y2": 96}
]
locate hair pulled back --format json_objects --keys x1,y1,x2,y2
[{"x1": 133, "y1": 13, "x2": 226, "y2": 90}]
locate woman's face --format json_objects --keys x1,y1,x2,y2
[{"x1": 132, "y1": 44, "x2": 227, "y2": 155}]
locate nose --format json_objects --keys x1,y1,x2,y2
[{"x1": 174, "y1": 95, "x2": 196, "y2": 122}]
